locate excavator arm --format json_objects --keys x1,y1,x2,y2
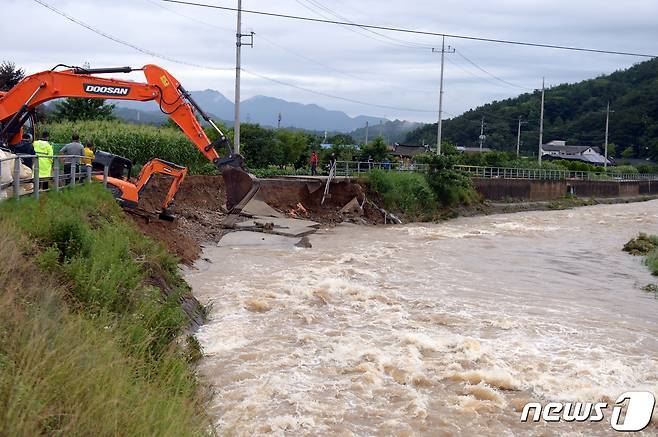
[{"x1": 0, "y1": 64, "x2": 258, "y2": 212}]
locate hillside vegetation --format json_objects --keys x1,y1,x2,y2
[
  {"x1": 0, "y1": 185, "x2": 209, "y2": 435},
  {"x1": 406, "y1": 58, "x2": 658, "y2": 160}
]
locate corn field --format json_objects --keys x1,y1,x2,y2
[{"x1": 41, "y1": 120, "x2": 217, "y2": 174}]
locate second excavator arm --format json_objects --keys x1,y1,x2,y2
[{"x1": 0, "y1": 64, "x2": 258, "y2": 211}]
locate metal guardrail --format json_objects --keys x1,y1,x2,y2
[
  {"x1": 333, "y1": 161, "x2": 658, "y2": 182},
  {"x1": 335, "y1": 160, "x2": 429, "y2": 176},
  {"x1": 454, "y1": 165, "x2": 658, "y2": 182},
  {"x1": 0, "y1": 152, "x2": 110, "y2": 201}
]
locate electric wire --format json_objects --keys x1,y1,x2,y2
[
  {"x1": 454, "y1": 50, "x2": 534, "y2": 90},
  {"x1": 33, "y1": 0, "x2": 438, "y2": 114},
  {"x1": 32, "y1": 0, "x2": 234, "y2": 71},
  {"x1": 144, "y1": 0, "x2": 437, "y2": 94},
  {"x1": 161, "y1": 0, "x2": 657, "y2": 58}
]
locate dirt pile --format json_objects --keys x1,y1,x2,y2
[{"x1": 129, "y1": 175, "x2": 228, "y2": 264}]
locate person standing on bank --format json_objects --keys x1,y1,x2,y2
[
  {"x1": 13, "y1": 133, "x2": 35, "y2": 169},
  {"x1": 32, "y1": 131, "x2": 53, "y2": 189},
  {"x1": 310, "y1": 151, "x2": 319, "y2": 176},
  {"x1": 59, "y1": 133, "x2": 85, "y2": 184}
]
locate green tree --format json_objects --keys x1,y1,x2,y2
[
  {"x1": 52, "y1": 98, "x2": 115, "y2": 122},
  {"x1": 0, "y1": 61, "x2": 25, "y2": 91},
  {"x1": 327, "y1": 134, "x2": 354, "y2": 146},
  {"x1": 361, "y1": 136, "x2": 389, "y2": 161},
  {"x1": 275, "y1": 129, "x2": 310, "y2": 168},
  {"x1": 621, "y1": 146, "x2": 635, "y2": 159},
  {"x1": 606, "y1": 143, "x2": 617, "y2": 158}
]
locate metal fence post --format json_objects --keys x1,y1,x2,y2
[
  {"x1": 13, "y1": 158, "x2": 20, "y2": 201},
  {"x1": 86, "y1": 165, "x2": 92, "y2": 183},
  {"x1": 54, "y1": 159, "x2": 60, "y2": 192},
  {"x1": 33, "y1": 159, "x2": 40, "y2": 200},
  {"x1": 69, "y1": 161, "x2": 75, "y2": 187},
  {"x1": 103, "y1": 164, "x2": 109, "y2": 188}
]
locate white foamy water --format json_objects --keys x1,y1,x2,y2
[{"x1": 186, "y1": 201, "x2": 658, "y2": 436}]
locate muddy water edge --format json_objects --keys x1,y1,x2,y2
[{"x1": 185, "y1": 200, "x2": 658, "y2": 436}]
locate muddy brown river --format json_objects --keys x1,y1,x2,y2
[{"x1": 186, "y1": 201, "x2": 658, "y2": 436}]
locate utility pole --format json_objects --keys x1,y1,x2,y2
[
  {"x1": 432, "y1": 36, "x2": 455, "y2": 155},
  {"x1": 233, "y1": 0, "x2": 254, "y2": 155},
  {"x1": 478, "y1": 116, "x2": 486, "y2": 150},
  {"x1": 603, "y1": 101, "x2": 614, "y2": 169},
  {"x1": 516, "y1": 116, "x2": 528, "y2": 157},
  {"x1": 364, "y1": 121, "x2": 369, "y2": 146},
  {"x1": 379, "y1": 119, "x2": 383, "y2": 137},
  {"x1": 277, "y1": 112, "x2": 282, "y2": 129},
  {"x1": 538, "y1": 77, "x2": 545, "y2": 165}
]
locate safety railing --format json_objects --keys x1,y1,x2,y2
[
  {"x1": 335, "y1": 160, "x2": 429, "y2": 176},
  {"x1": 0, "y1": 152, "x2": 111, "y2": 201},
  {"x1": 454, "y1": 165, "x2": 658, "y2": 182}
]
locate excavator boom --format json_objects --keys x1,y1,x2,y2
[{"x1": 0, "y1": 64, "x2": 259, "y2": 212}]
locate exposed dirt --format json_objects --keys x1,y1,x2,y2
[
  {"x1": 128, "y1": 175, "x2": 228, "y2": 264},
  {"x1": 257, "y1": 178, "x2": 385, "y2": 224}
]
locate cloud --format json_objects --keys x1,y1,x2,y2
[{"x1": 3, "y1": 0, "x2": 657, "y2": 122}]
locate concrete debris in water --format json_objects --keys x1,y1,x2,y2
[
  {"x1": 340, "y1": 197, "x2": 364, "y2": 216},
  {"x1": 295, "y1": 236, "x2": 312, "y2": 248}
]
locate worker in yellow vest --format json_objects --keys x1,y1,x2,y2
[{"x1": 32, "y1": 131, "x2": 53, "y2": 188}]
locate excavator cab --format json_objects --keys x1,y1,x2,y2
[{"x1": 93, "y1": 151, "x2": 132, "y2": 180}]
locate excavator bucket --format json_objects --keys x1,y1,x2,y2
[{"x1": 222, "y1": 166, "x2": 260, "y2": 214}]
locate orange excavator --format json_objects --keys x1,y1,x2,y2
[{"x1": 0, "y1": 64, "x2": 259, "y2": 218}]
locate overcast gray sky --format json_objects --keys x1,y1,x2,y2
[{"x1": 3, "y1": 0, "x2": 658, "y2": 122}]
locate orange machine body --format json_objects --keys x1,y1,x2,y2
[{"x1": 0, "y1": 64, "x2": 259, "y2": 213}]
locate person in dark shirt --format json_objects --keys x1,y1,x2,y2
[{"x1": 13, "y1": 133, "x2": 35, "y2": 169}]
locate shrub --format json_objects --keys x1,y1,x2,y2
[
  {"x1": 364, "y1": 170, "x2": 436, "y2": 220},
  {"x1": 417, "y1": 153, "x2": 479, "y2": 207}
]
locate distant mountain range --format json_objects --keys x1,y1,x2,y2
[{"x1": 110, "y1": 90, "x2": 420, "y2": 135}]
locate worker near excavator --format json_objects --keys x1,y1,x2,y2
[
  {"x1": 59, "y1": 133, "x2": 85, "y2": 183},
  {"x1": 82, "y1": 141, "x2": 95, "y2": 168},
  {"x1": 13, "y1": 133, "x2": 35, "y2": 169},
  {"x1": 310, "y1": 151, "x2": 318, "y2": 176},
  {"x1": 32, "y1": 131, "x2": 53, "y2": 189}
]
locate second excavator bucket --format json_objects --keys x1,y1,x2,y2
[{"x1": 221, "y1": 165, "x2": 260, "y2": 215}]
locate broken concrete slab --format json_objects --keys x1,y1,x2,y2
[
  {"x1": 235, "y1": 215, "x2": 320, "y2": 238},
  {"x1": 340, "y1": 197, "x2": 363, "y2": 215},
  {"x1": 219, "y1": 231, "x2": 303, "y2": 248},
  {"x1": 242, "y1": 198, "x2": 283, "y2": 218}
]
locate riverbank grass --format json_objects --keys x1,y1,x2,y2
[
  {"x1": 624, "y1": 233, "x2": 658, "y2": 295},
  {"x1": 0, "y1": 184, "x2": 209, "y2": 436}
]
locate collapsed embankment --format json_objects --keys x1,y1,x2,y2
[
  {"x1": 134, "y1": 175, "x2": 386, "y2": 264},
  {"x1": 0, "y1": 184, "x2": 210, "y2": 436}
]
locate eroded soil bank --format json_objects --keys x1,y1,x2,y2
[{"x1": 131, "y1": 175, "x2": 383, "y2": 264}]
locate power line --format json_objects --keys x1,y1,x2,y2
[
  {"x1": 33, "y1": 0, "x2": 436, "y2": 114},
  {"x1": 297, "y1": 0, "x2": 431, "y2": 50},
  {"x1": 143, "y1": 0, "x2": 436, "y2": 94},
  {"x1": 161, "y1": 0, "x2": 658, "y2": 58},
  {"x1": 454, "y1": 50, "x2": 534, "y2": 90},
  {"x1": 32, "y1": 0, "x2": 234, "y2": 71}
]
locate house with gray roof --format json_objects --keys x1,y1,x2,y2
[{"x1": 541, "y1": 140, "x2": 612, "y2": 166}]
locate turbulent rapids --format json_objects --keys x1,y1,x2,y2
[{"x1": 185, "y1": 200, "x2": 658, "y2": 436}]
